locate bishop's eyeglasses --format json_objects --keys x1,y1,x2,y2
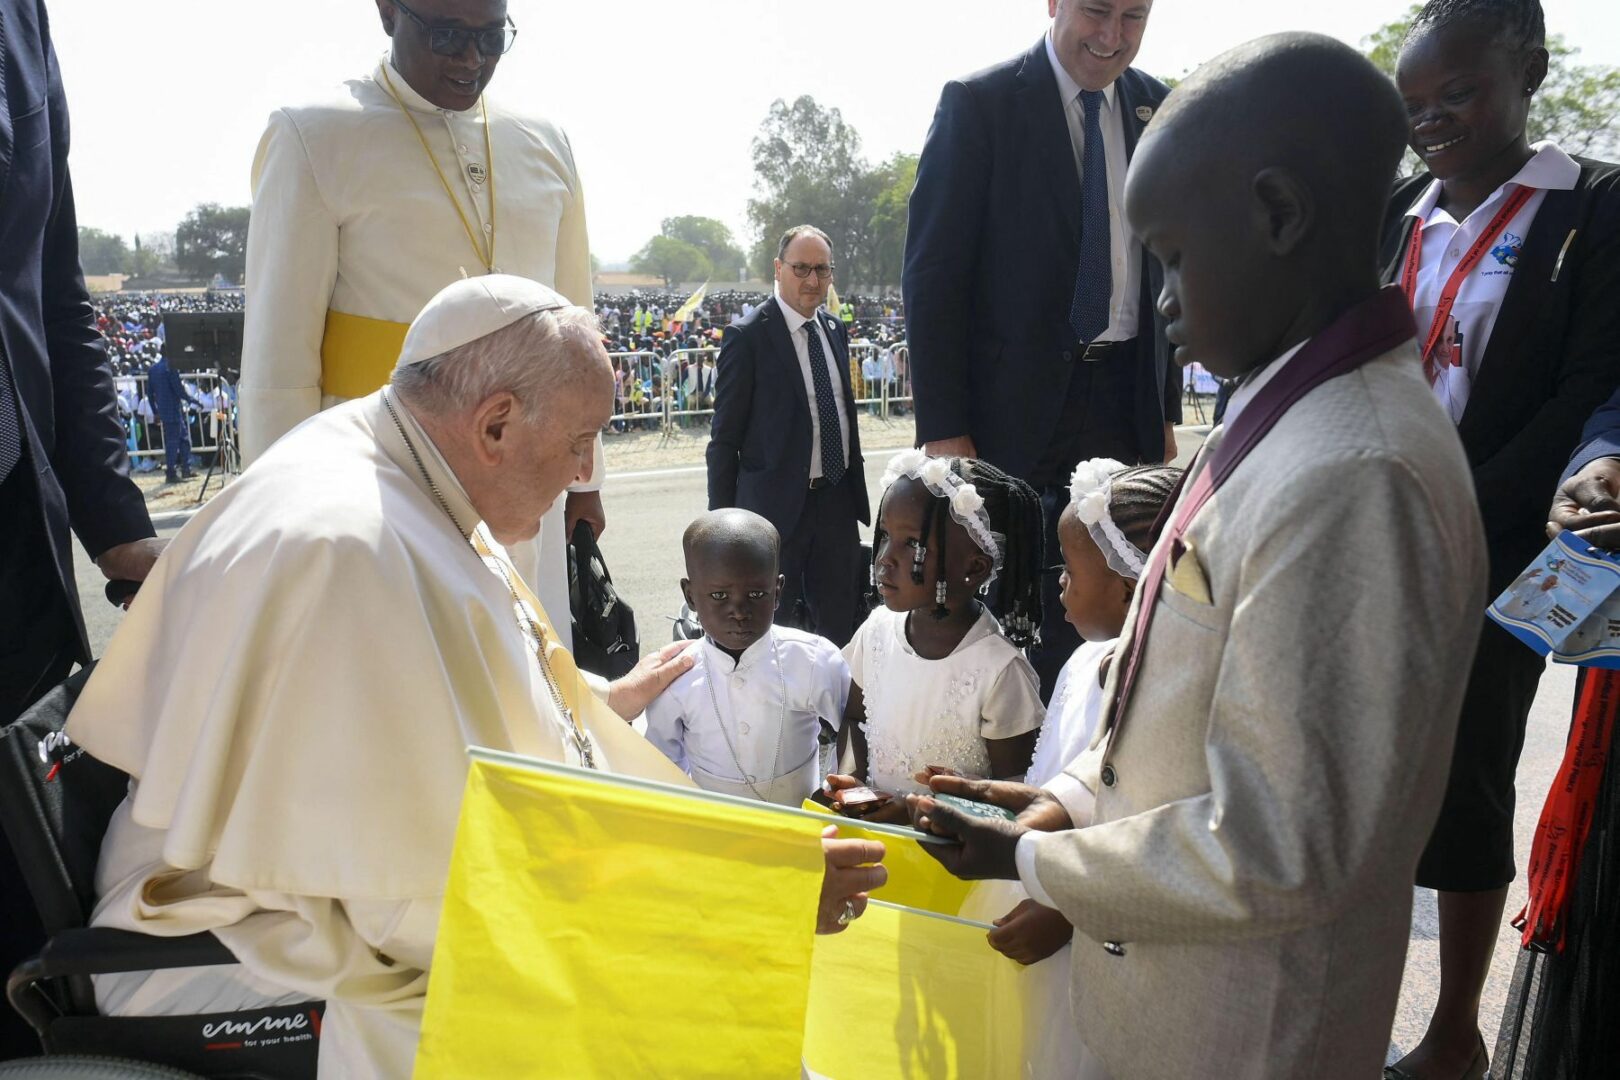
[{"x1": 391, "y1": 0, "x2": 518, "y2": 57}]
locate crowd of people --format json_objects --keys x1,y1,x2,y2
[
  {"x1": 593, "y1": 290, "x2": 909, "y2": 431},
  {"x1": 4, "y1": 0, "x2": 1618, "y2": 1078},
  {"x1": 92, "y1": 291, "x2": 243, "y2": 376}
]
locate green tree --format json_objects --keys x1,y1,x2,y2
[
  {"x1": 78, "y1": 227, "x2": 132, "y2": 275},
  {"x1": 130, "y1": 232, "x2": 176, "y2": 279},
  {"x1": 660, "y1": 216, "x2": 746, "y2": 281},
  {"x1": 630, "y1": 235, "x2": 712, "y2": 287},
  {"x1": 175, "y1": 203, "x2": 250, "y2": 283},
  {"x1": 1365, "y1": 7, "x2": 1620, "y2": 163},
  {"x1": 747, "y1": 96, "x2": 884, "y2": 286},
  {"x1": 866, "y1": 152, "x2": 918, "y2": 290}
]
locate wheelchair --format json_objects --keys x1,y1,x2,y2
[{"x1": 0, "y1": 667, "x2": 321, "y2": 1079}]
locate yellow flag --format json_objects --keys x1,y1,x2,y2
[
  {"x1": 416, "y1": 752, "x2": 828, "y2": 1078},
  {"x1": 802, "y1": 900, "x2": 1028, "y2": 1079},
  {"x1": 672, "y1": 280, "x2": 709, "y2": 324},
  {"x1": 801, "y1": 800, "x2": 972, "y2": 917},
  {"x1": 825, "y1": 282, "x2": 841, "y2": 318}
]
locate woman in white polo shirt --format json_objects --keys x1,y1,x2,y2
[{"x1": 1380, "y1": 2, "x2": 1620, "y2": 1077}]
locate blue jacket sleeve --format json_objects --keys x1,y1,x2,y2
[
  {"x1": 40, "y1": 25, "x2": 153, "y2": 557},
  {"x1": 1564, "y1": 386, "x2": 1620, "y2": 483},
  {"x1": 705, "y1": 323, "x2": 754, "y2": 510},
  {"x1": 902, "y1": 80, "x2": 992, "y2": 446}
]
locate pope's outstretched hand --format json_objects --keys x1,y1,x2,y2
[
  {"x1": 817, "y1": 825, "x2": 887, "y2": 934},
  {"x1": 605, "y1": 641, "x2": 697, "y2": 720}
]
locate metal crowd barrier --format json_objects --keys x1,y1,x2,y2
[
  {"x1": 113, "y1": 371, "x2": 237, "y2": 468},
  {"x1": 605, "y1": 341, "x2": 913, "y2": 436}
]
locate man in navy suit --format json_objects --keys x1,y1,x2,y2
[
  {"x1": 903, "y1": 0, "x2": 1178, "y2": 695},
  {"x1": 707, "y1": 226, "x2": 870, "y2": 646},
  {"x1": 1, "y1": 0, "x2": 163, "y2": 1056}
]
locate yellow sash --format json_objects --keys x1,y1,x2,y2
[{"x1": 320, "y1": 310, "x2": 410, "y2": 400}]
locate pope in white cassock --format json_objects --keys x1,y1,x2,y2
[
  {"x1": 238, "y1": 0, "x2": 599, "y2": 647},
  {"x1": 70, "y1": 277, "x2": 887, "y2": 1078}
]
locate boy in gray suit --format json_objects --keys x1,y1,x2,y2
[{"x1": 907, "y1": 34, "x2": 1488, "y2": 1080}]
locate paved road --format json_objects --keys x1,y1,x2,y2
[{"x1": 74, "y1": 433, "x2": 1566, "y2": 1063}]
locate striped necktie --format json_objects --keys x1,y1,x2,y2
[{"x1": 1068, "y1": 88, "x2": 1113, "y2": 345}]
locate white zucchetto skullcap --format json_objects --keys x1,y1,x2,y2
[{"x1": 394, "y1": 274, "x2": 570, "y2": 373}]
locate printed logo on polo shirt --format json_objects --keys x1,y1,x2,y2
[{"x1": 1489, "y1": 232, "x2": 1524, "y2": 271}]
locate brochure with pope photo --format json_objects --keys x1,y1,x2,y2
[{"x1": 1489, "y1": 532, "x2": 1620, "y2": 669}]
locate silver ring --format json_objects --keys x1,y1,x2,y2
[{"x1": 836, "y1": 899, "x2": 857, "y2": 927}]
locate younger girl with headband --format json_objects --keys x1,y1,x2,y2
[
  {"x1": 828, "y1": 452, "x2": 1046, "y2": 822},
  {"x1": 961, "y1": 457, "x2": 1181, "y2": 1077}
]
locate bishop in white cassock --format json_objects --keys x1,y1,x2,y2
[
  {"x1": 71, "y1": 277, "x2": 887, "y2": 1078},
  {"x1": 238, "y1": 0, "x2": 599, "y2": 647}
]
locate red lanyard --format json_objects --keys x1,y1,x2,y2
[
  {"x1": 1400, "y1": 184, "x2": 1536, "y2": 377},
  {"x1": 1514, "y1": 667, "x2": 1618, "y2": 952}
]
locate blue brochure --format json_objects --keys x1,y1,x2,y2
[{"x1": 1489, "y1": 532, "x2": 1620, "y2": 669}]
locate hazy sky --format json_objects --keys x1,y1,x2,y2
[{"x1": 52, "y1": 0, "x2": 1620, "y2": 263}]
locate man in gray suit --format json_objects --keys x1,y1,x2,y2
[{"x1": 907, "y1": 36, "x2": 1487, "y2": 1079}]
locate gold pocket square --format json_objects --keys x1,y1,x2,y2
[{"x1": 1168, "y1": 540, "x2": 1214, "y2": 605}]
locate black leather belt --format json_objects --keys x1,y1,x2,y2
[
  {"x1": 808, "y1": 475, "x2": 834, "y2": 490},
  {"x1": 1071, "y1": 338, "x2": 1132, "y2": 362}
]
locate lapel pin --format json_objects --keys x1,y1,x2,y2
[{"x1": 1136, "y1": 105, "x2": 1155, "y2": 123}]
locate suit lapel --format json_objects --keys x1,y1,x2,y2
[
  {"x1": 1017, "y1": 40, "x2": 1082, "y2": 242},
  {"x1": 1115, "y1": 71, "x2": 1154, "y2": 162},
  {"x1": 1458, "y1": 182, "x2": 1581, "y2": 445},
  {"x1": 762, "y1": 297, "x2": 812, "y2": 421}
]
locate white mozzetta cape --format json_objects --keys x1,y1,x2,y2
[{"x1": 70, "y1": 391, "x2": 683, "y2": 1077}]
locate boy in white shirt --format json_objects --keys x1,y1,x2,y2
[{"x1": 646, "y1": 509, "x2": 849, "y2": 805}]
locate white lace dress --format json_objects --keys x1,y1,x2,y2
[{"x1": 844, "y1": 605, "x2": 1043, "y2": 793}]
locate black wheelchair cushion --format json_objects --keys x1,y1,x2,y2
[{"x1": 0, "y1": 664, "x2": 132, "y2": 934}]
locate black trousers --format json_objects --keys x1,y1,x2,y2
[
  {"x1": 1416, "y1": 618, "x2": 1546, "y2": 892},
  {"x1": 1025, "y1": 349, "x2": 1148, "y2": 701},
  {"x1": 0, "y1": 461, "x2": 80, "y2": 1059},
  {"x1": 777, "y1": 474, "x2": 862, "y2": 648}
]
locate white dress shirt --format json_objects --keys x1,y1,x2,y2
[
  {"x1": 774, "y1": 287, "x2": 852, "y2": 480},
  {"x1": 645, "y1": 626, "x2": 849, "y2": 804},
  {"x1": 1404, "y1": 140, "x2": 1579, "y2": 423},
  {"x1": 1046, "y1": 31, "x2": 1140, "y2": 343}
]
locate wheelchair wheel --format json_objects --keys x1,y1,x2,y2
[{"x1": 0, "y1": 1057, "x2": 205, "y2": 1079}]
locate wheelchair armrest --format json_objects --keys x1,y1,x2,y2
[{"x1": 35, "y1": 927, "x2": 237, "y2": 977}]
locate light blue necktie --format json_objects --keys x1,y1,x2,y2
[{"x1": 1069, "y1": 89, "x2": 1113, "y2": 345}]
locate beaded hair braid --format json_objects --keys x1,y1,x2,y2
[
  {"x1": 871, "y1": 458, "x2": 1046, "y2": 648},
  {"x1": 1407, "y1": 0, "x2": 1546, "y2": 52},
  {"x1": 957, "y1": 459, "x2": 1045, "y2": 648}
]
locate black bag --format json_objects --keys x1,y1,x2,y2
[{"x1": 568, "y1": 520, "x2": 639, "y2": 679}]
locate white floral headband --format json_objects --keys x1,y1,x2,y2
[
  {"x1": 881, "y1": 449, "x2": 1005, "y2": 583},
  {"x1": 1070, "y1": 458, "x2": 1146, "y2": 580}
]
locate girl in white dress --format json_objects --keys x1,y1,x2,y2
[
  {"x1": 830, "y1": 453, "x2": 1047, "y2": 824},
  {"x1": 960, "y1": 458, "x2": 1182, "y2": 1079}
]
